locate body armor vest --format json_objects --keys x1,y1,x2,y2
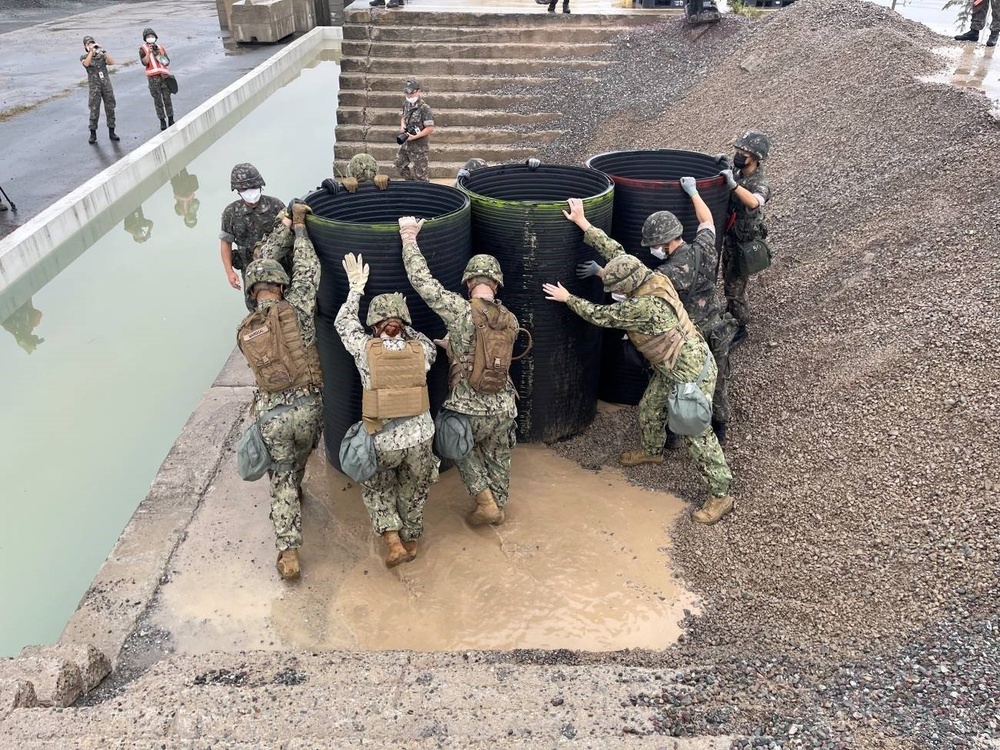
[
  {"x1": 237, "y1": 300, "x2": 322, "y2": 395},
  {"x1": 362, "y1": 339, "x2": 429, "y2": 423},
  {"x1": 627, "y1": 273, "x2": 699, "y2": 371}
]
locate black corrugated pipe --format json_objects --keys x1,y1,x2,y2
[
  {"x1": 585, "y1": 149, "x2": 730, "y2": 406},
  {"x1": 303, "y1": 181, "x2": 471, "y2": 474},
  {"x1": 457, "y1": 163, "x2": 614, "y2": 443}
]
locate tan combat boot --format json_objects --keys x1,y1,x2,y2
[
  {"x1": 383, "y1": 531, "x2": 415, "y2": 568},
  {"x1": 276, "y1": 548, "x2": 300, "y2": 580},
  {"x1": 692, "y1": 495, "x2": 734, "y2": 525},
  {"x1": 401, "y1": 539, "x2": 417, "y2": 559},
  {"x1": 620, "y1": 449, "x2": 664, "y2": 467},
  {"x1": 467, "y1": 488, "x2": 502, "y2": 526}
]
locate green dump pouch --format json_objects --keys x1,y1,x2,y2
[
  {"x1": 736, "y1": 237, "x2": 772, "y2": 277},
  {"x1": 339, "y1": 420, "x2": 378, "y2": 484},
  {"x1": 667, "y1": 348, "x2": 714, "y2": 437},
  {"x1": 434, "y1": 408, "x2": 474, "y2": 460},
  {"x1": 237, "y1": 421, "x2": 272, "y2": 481}
]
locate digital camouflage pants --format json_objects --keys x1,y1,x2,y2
[
  {"x1": 362, "y1": 438, "x2": 439, "y2": 541},
  {"x1": 88, "y1": 81, "x2": 116, "y2": 129},
  {"x1": 640, "y1": 352, "x2": 732, "y2": 497},
  {"x1": 147, "y1": 75, "x2": 174, "y2": 121},
  {"x1": 454, "y1": 413, "x2": 517, "y2": 507},
  {"x1": 259, "y1": 397, "x2": 323, "y2": 551},
  {"x1": 972, "y1": 0, "x2": 1000, "y2": 32},
  {"x1": 701, "y1": 312, "x2": 740, "y2": 425},
  {"x1": 721, "y1": 237, "x2": 751, "y2": 327},
  {"x1": 394, "y1": 144, "x2": 429, "y2": 182}
]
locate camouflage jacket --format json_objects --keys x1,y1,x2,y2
[
  {"x1": 219, "y1": 195, "x2": 285, "y2": 270},
  {"x1": 400, "y1": 99, "x2": 434, "y2": 152},
  {"x1": 335, "y1": 289, "x2": 437, "y2": 451},
  {"x1": 656, "y1": 225, "x2": 721, "y2": 329},
  {"x1": 80, "y1": 52, "x2": 112, "y2": 87},
  {"x1": 402, "y1": 240, "x2": 517, "y2": 418},
  {"x1": 727, "y1": 167, "x2": 771, "y2": 243},
  {"x1": 253, "y1": 229, "x2": 322, "y2": 414}
]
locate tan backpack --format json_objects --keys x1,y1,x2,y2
[
  {"x1": 468, "y1": 298, "x2": 520, "y2": 394},
  {"x1": 237, "y1": 301, "x2": 323, "y2": 394}
]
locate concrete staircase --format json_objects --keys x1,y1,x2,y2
[{"x1": 335, "y1": 6, "x2": 677, "y2": 180}]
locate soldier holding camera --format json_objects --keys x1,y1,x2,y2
[
  {"x1": 81, "y1": 36, "x2": 119, "y2": 144},
  {"x1": 394, "y1": 79, "x2": 434, "y2": 182}
]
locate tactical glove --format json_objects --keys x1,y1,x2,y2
[
  {"x1": 289, "y1": 200, "x2": 312, "y2": 226},
  {"x1": 373, "y1": 174, "x2": 390, "y2": 190},
  {"x1": 720, "y1": 169, "x2": 738, "y2": 190},
  {"x1": 525, "y1": 158, "x2": 541, "y2": 170},
  {"x1": 714, "y1": 153, "x2": 730, "y2": 169},
  {"x1": 576, "y1": 261, "x2": 602, "y2": 279},
  {"x1": 342, "y1": 177, "x2": 359, "y2": 194},
  {"x1": 398, "y1": 216, "x2": 424, "y2": 244},
  {"x1": 342, "y1": 253, "x2": 369, "y2": 293},
  {"x1": 680, "y1": 177, "x2": 698, "y2": 197}
]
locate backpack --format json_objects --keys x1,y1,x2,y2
[
  {"x1": 468, "y1": 298, "x2": 519, "y2": 394},
  {"x1": 237, "y1": 303, "x2": 302, "y2": 392}
]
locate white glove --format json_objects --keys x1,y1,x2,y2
[
  {"x1": 342, "y1": 253, "x2": 369, "y2": 293},
  {"x1": 680, "y1": 176, "x2": 698, "y2": 197},
  {"x1": 398, "y1": 216, "x2": 425, "y2": 243},
  {"x1": 721, "y1": 169, "x2": 738, "y2": 191}
]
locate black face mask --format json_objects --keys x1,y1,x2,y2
[{"x1": 733, "y1": 152, "x2": 749, "y2": 169}]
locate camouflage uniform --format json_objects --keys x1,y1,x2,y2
[
  {"x1": 721, "y1": 167, "x2": 771, "y2": 327},
  {"x1": 576, "y1": 226, "x2": 732, "y2": 498},
  {"x1": 334, "y1": 290, "x2": 440, "y2": 542},
  {"x1": 246, "y1": 224, "x2": 324, "y2": 552},
  {"x1": 219, "y1": 194, "x2": 286, "y2": 291},
  {"x1": 80, "y1": 50, "x2": 116, "y2": 130},
  {"x1": 655, "y1": 224, "x2": 739, "y2": 425},
  {"x1": 394, "y1": 98, "x2": 434, "y2": 182},
  {"x1": 402, "y1": 241, "x2": 519, "y2": 508},
  {"x1": 971, "y1": 0, "x2": 1000, "y2": 34}
]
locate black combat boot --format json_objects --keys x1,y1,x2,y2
[
  {"x1": 547, "y1": 0, "x2": 556, "y2": 10},
  {"x1": 159, "y1": 118, "x2": 167, "y2": 131},
  {"x1": 954, "y1": 28, "x2": 979, "y2": 41},
  {"x1": 108, "y1": 128, "x2": 120, "y2": 141},
  {"x1": 989, "y1": 32, "x2": 999, "y2": 46},
  {"x1": 712, "y1": 420, "x2": 728, "y2": 446},
  {"x1": 387, "y1": 0, "x2": 400, "y2": 7},
  {"x1": 563, "y1": 1, "x2": 570, "y2": 12},
  {"x1": 167, "y1": 116, "x2": 175, "y2": 126},
  {"x1": 730, "y1": 325, "x2": 748, "y2": 350},
  {"x1": 369, "y1": 0, "x2": 385, "y2": 5},
  {"x1": 88, "y1": 129, "x2": 97, "y2": 144}
]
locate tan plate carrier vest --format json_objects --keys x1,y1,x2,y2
[
  {"x1": 362, "y1": 339, "x2": 430, "y2": 429},
  {"x1": 628, "y1": 273, "x2": 699, "y2": 371},
  {"x1": 448, "y1": 298, "x2": 519, "y2": 394},
  {"x1": 238, "y1": 300, "x2": 323, "y2": 395}
]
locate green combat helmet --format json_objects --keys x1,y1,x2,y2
[
  {"x1": 734, "y1": 131, "x2": 771, "y2": 161},
  {"x1": 641, "y1": 211, "x2": 684, "y2": 246},
  {"x1": 461, "y1": 254, "x2": 504, "y2": 286},
  {"x1": 244, "y1": 258, "x2": 289, "y2": 307},
  {"x1": 348, "y1": 153, "x2": 379, "y2": 182},
  {"x1": 83, "y1": 35, "x2": 95, "y2": 49},
  {"x1": 231, "y1": 163, "x2": 265, "y2": 192},
  {"x1": 366, "y1": 292, "x2": 412, "y2": 327},
  {"x1": 603, "y1": 254, "x2": 650, "y2": 295}
]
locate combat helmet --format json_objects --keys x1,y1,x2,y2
[
  {"x1": 461, "y1": 254, "x2": 503, "y2": 287},
  {"x1": 142, "y1": 27, "x2": 157, "y2": 40},
  {"x1": 641, "y1": 211, "x2": 684, "y2": 247},
  {"x1": 603, "y1": 254, "x2": 651, "y2": 295},
  {"x1": 456, "y1": 158, "x2": 488, "y2": 181},
  {"x1": 366, "y1": 292, "x2": 412, "y2": 327},
  {"x1": 83, "y1": 35, "x2": 95, "y2": 49},
  {"x1": 230, "y1": 163, "x2": 265, "y2": 192},
  {"x1": 244, "y1": 258, "x2": 289, "y2": 307},
  {"x1": 734, "y1": 131, "x2": 771, "y2": 161},
  {"x1": 348, "y1": 153, "x2": 378, "y2": 182}
]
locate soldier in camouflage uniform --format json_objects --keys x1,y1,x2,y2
[
  {"x1": 139, "y1": 27, "x2": 174, "y2": 130},
  {"x1": 220, "y1": 163, "x2": 286, "y2": 310},
  {"x1": 399, "y1": 217, "x2": 517, "y2": 527},
  {"x1": 335, "y1": 263, "x2": 439, "y2": 567},
  {"x1": 342, "y1": 153, "x2": 391, "y2": 193},
  {"x1": 238, "y1": 202, "x2": 323, "y2": 580},
  {"x1": 721, "y1": 131, "x2": 773, "y2": 345},
  {"x1": 394, "y1": 79, "x2": 435, "y2": 182},
  {"x1": 2, "y1": 299, "x2": 44, "y2": 355},
  {"x1": 81, "y1": 36, "x2": 119, "y2": 144},
  {"x1": 547, "y1": 198, "x2": 734, "y2": 525}
]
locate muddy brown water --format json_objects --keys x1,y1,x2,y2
[{"x1": 155, "y1": 443, "x2": 697, "y2": 653}]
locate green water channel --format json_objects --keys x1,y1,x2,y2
[{"x1": 0, "y1": 58, "x2": 339, "y2": 657}]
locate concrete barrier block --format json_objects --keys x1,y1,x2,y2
[
  {"x1": 291, "y1": 0, "x2": 316, "y2": 32},
  {"x1": 0, "y1": 678, "x2": 38, "y2": 719},
  {"x1": 0, "y1": 655, "x2": 82, "y2": 707},
  {"x1": 19, "y1": 644, "x2": 111, "y2": 694},
  {"x1": 216, "y1": 0, "x2": 235, "y2": 30},
  {"x1": 232, "y1": 0, "x2": 296, "y2": 43}
]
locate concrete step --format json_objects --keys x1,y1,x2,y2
[
  {"x1": 335, "y1": 124, "x2": 565, "y2": 145},
  {"x1": 339, "y1": 89, "x2": 543, "y2": 109},
  {"x1": 345, "y1": 8, "x2": 681, "y2": 27},
  {"x1": 342, "y1": 40, "x2": 614, "y2": 59},
  {"x1": 341, "y1": 55, "x2": 613, "y2": 75},
  {"x1": 343, "y1": 23, "x2": 646, "y2": 43},
  {"x1": 335, "y1": 142, "x2": 542, "y2": 163},
  {"x1": 339, "y1": 71, "x2": 586, "y2": 93},
  {"x1": 334, "y1": 158, "x2": 500, "y2": 180},
  {"x1": 337, "y1": 106, "x2": 561, "y2": 127}
]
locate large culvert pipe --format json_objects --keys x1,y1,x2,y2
[
  {"x1": 457, "y1": 163, "x2": 614, "y2": 443},
  {"x1": 585, "y1": 149, "x2": 730, "y2": 406},
  {"x1": 303, "y1": 181, "x2": 471, "y2": 473}
]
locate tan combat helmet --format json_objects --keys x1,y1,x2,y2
[
  {"x1": 461, "y1": 254, "x2": 503, "y2": 287},
  {"x1": 602, "y1": 254, "x2": 650, "y2": 295}
]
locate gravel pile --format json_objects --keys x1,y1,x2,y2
[{"x1": 537, "y1": 0, "x2": 1000, "y2": 746}]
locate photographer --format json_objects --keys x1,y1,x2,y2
[
  {"x1": 394, "y1": 79, "x2": 434, "y2": 182},
  {"x1": 139, "y1": 27, "x2": 174, "y2": 131},
  {"x1": 81, "y1": 35, "x2": 119, "y2": 144}
]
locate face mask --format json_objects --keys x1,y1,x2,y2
[
  {"x1": 146, "y1": 36, "x2": 156, "y2": 43},
  {"x1": 405, "y1": 96, "x2": 419, "y2": 104},
  {"x1": 239, "y1": 188, "x2": 262, "y2": 205},
  {"x1": 733, "y1": 152, "x2": 749, "y2": 169},
  {"x1": 650, "y1": 246, "x2": 667, "y2": 260},
  {"x1": 469, "y1": 284, "x2": 495, "y2": 300},
  {"x1": 611, "y1": 292, "x2": 627, "y2": 303}
]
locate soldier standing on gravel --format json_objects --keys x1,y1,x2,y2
[
  {"x1": 334, "y1": 262, "x2": 439, "y2": 568},
  {"x1": 220, "y1": 163, "x2": 286, "y2": 309},
  {"x1": 547, "y1": 198, "x2": 734, "y2": 525},
  {"x1": 394, "y1": 79, "x2": 435, "y2": 182},
  {"x1": 720, "y1": 130, "x2": 772, "y2": 348},
  {"x1": 237, "y1": 202, "x2": 324, "y2": 581},
  {"x1": 81, "y1": 36, "x2": 119, "y2": 144},
  {"x1": 399, "y1": 217, "x2": 520, "y2": 527},
  {"x1": 954, "y1": 0, "x2": 1000, "y2": 46}
]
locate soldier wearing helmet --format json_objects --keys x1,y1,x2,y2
[
  {"x1": 138, "y1": 27, "x2": 174, "y2": 130},
  {"x1": 220, "y1": 163, "x2": 286, "y2": 309},
  {"x1": 399, "y1": 218, "x2": 522, "y2": 528},
  {"x1": 236, "y1": 201, "x2": 324, "y2": 581},
  {"x1": 334, "y1": 267, "x2": 439, "y2": 568},
  {"x1": 81, "y1": 35, "x2": 119, "y2": 144},
  {"x1": 720, "y1": 130, "x2": 773, "y2": 345},
  {"x1": 546, "y1": 198, "x2": 735, "y2": 526}
]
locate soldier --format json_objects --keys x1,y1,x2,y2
[
  {"x1": 399, "y1": 217, "x2": 519, "y2": 527},
  {"x1": 219, "y1": 163, "x2": 286, "y2": 309},
  {"x1": 237, "y1": 202, "x2": 324, "y2": 580},
  {"x1": 139, "y1": 27, "x2": 174, "y2": 130},
  {"x1": 545, "y1": 198, "x2": 735, "y2": 525},
  {"x1": 2, "y1": 299, "x2": 45, "y2": 355},
  {"x1": 124, "y1": 206, "x2": 153, "y2": 243},
  {"x1": 955, "y1": 0, "x2": 1000, "y2": 46},
  {"x1": 395, "y1": 79, "x2": 434, "y2": 182},
  {"x1": 81, "y1": 36, "x2": 119, "y2": 144},
  {"x1": 720, "y1": 130, "x2": 773, "y2": 347},
  {"x1": 341, "y1": 153, "x2": 391, "y2": 193},
  {"x1": 455, "y1": 158, "x2": 487, "y2": 185},
  {"x1": 335, "y1": 260, "x2": 439, "y2": 567},
  {"x1": 170, "y1": 167, "x2": 200, "y2": 228}
]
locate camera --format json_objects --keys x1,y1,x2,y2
[{"x1": 395, "y1": 126, "x2": 418, "y2": 145}]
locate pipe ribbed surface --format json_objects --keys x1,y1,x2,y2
[
  {"x1": 304, "y1": 182, "x2": 471, "y2": 473},
  {"x1": 457, "y1": 164, "x2": 614, "y2": 443},
  {"x1": 586, "y1": 150, "x2": 730, "y2": 406}
]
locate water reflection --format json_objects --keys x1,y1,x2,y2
[
  {"x1": 170, "y1": 168, "x2": 201, "y2": 229},
  {"x1": 1, "y1": 298, "x2": 44, "y2": 354},
  {"x1": 123, "y1": 205, "x2": 154, "y2": 243}
]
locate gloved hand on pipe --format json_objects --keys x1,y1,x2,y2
[
  {"x1": 680, "y1": 177, "x2": 698, "y2": 197},
  {"x1": 342, "y1": 252, "x2": 369, "y2": 294},
  {"x1": 720, "y1": 169, "x2": 738, "y2": 191},
  {"x1": 576, "y1": 261, "x2": 603, "y2": 279}
]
